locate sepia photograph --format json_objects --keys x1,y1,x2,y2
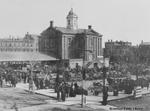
[{"x1": 0, "y1": 0, "x2": 149, "y2": 111}]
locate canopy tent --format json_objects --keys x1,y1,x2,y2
[{"x1": 0, "y1": 52, "x2": 58, "y2": 61}]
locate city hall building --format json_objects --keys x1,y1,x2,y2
[
  {"x1": 0, "y1": 9, "x2": 103, "y2": 68},
  {"x1": 39, "y1": 8, "x2": 103, "y2": 67}
]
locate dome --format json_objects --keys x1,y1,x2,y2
[{"x1": 67, "y1": 8, "x2": 78, "y2": 18}]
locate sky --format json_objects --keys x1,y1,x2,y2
[{"x1": 0, "y1": 0, "x2": 150, "y2": 47}]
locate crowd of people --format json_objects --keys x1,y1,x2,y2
[
  {"x1": 0, "y1": 62, "x2": 149, "y2": 99},
  {"x1": 0, "y1": 69, "x2": 19, "y2": 88},
  {"x1": 55, "y1": 80, "x2": 88, "y2": 101}
]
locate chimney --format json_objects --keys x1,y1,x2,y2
[
  {"x1": 50, "y1": 21, "x2": 53, "y2": 28},
  {"x1": 88, "y1": 25, "x2": 92, "y2": 29},
  {"x1": 141, "y1": 40, "x2": 143, "y2": 44}
]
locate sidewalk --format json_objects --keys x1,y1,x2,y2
[
  {"x1": 15, "y1": 83, "x2": 150, "y2": 111},
  {"x1": 15, "y1": 83, "x2": 134, "y2": 103},
  {"x1": 16, "y1": 83, "x2": 57, "y2": 99}
]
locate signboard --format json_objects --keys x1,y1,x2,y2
[{"x1": 133, "y1": 86, "x2": 142, "y2": 98}]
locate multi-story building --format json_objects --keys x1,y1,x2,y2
[
  {"x1": 104, "y1": 40, "x2": 133, "y2": 63},
  {"x1": 0, "y1": 32, "x2": 39, "y2": 52},
  {"x1": 0, "y1": 9, "x2": 103, "y2": 68},
  {"x1": 0, "y1": 32, "x2": 57, "y2": 68},
  {"x1": 39, "y1": 8, "x2": 103, "y2": 67},
  {"x1": 139, "y1": 41, "x2": 150, "y2": 63}
]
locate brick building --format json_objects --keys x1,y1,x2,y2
[
  {"x1": 139, "y1": 41, "x2": 150, "y2": 63},
  {"x1": 104, "y1": 40, "x2": 134, "y2": 63},
  {"x1": 39, "y1": 8, "x2": 103, "y2": 67}
]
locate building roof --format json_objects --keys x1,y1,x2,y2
[
  {"x1": 0, "y1": 52, "x2": 57, "y2": 61},
  {"x1": 55, "y1": 27, "x2": 102, "y2": 36},
  {"x1": 140, "y1": 42, "x2": 150, "y2": 46},
  {"x1": 24, "y1": 33, "x2": 39, "y2": 40}
]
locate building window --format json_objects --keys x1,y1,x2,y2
[
  {"x1": 68, "y1": 38, "x2": 71, "y2": 46},
  {"x1": 68, "y1": 20, "x2": 71, "y2": 25},
  {"x1": 89, "y1": 38, "x2": 93, "y2": 48},
  {"x1": 45, "y1": 40, "x2": 47, "y2": 48},
  {"x1": 49, "y1": 39, "x2": 55, "y2": 48}
]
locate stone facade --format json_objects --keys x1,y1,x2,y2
[
  {"x1": 39, "y1": 9, "x2": 103, "y2": 65},
  {"x1": 0, "y1": 9, "x2": 103, "y2": 68},
  {"x1": 0, "y1": 32, "x2": 39, "y2": 52}
]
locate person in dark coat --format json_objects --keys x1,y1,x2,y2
[
  {"x1": 69, "y1": 82, "x2": 76, "y2": 97},
  {"x1": 11, "y1": 75, "x2": 17, "y2": 88},
  {"x1": 55, "y1": 73, "x2": 61, "y2": 101},
  {"x1": 60, "y1": 82, "x2": 66, "y2": 101},
  {"x1": 74, "y1": 82, "x2": 79, "y2": 94},
  {"x1": 45, "y1": 78, "x2": 50, "y2": 89},
  {"x1": 113, "y1": 80, "x2": 119, "y2": 96},
  {"x1": 65, "y1": 83, "x2": 70, "y2": 97},
  {"x1": 39, "y1": 78, "x2": 44, "y2": 89},
  {"x1": 102, "y1": 86, "x2": 108, "y2": 105},
  {"x1": 23, "y1": 73, "x2": 27, "y2": 83}
]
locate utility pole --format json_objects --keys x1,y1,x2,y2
[
  {"x1": 102, "y1": 58, "x2": 109, "y2": 105},
  {"x1": 81, "y1": 49, "x2": 93, "y2": 108},
  {"x1": 81, "y1": 49, "x2": 85, "y2": 108}
]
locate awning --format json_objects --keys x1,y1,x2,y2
[{"x1": 0, "y1": 52, "x2": 58, "y2": 61}]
